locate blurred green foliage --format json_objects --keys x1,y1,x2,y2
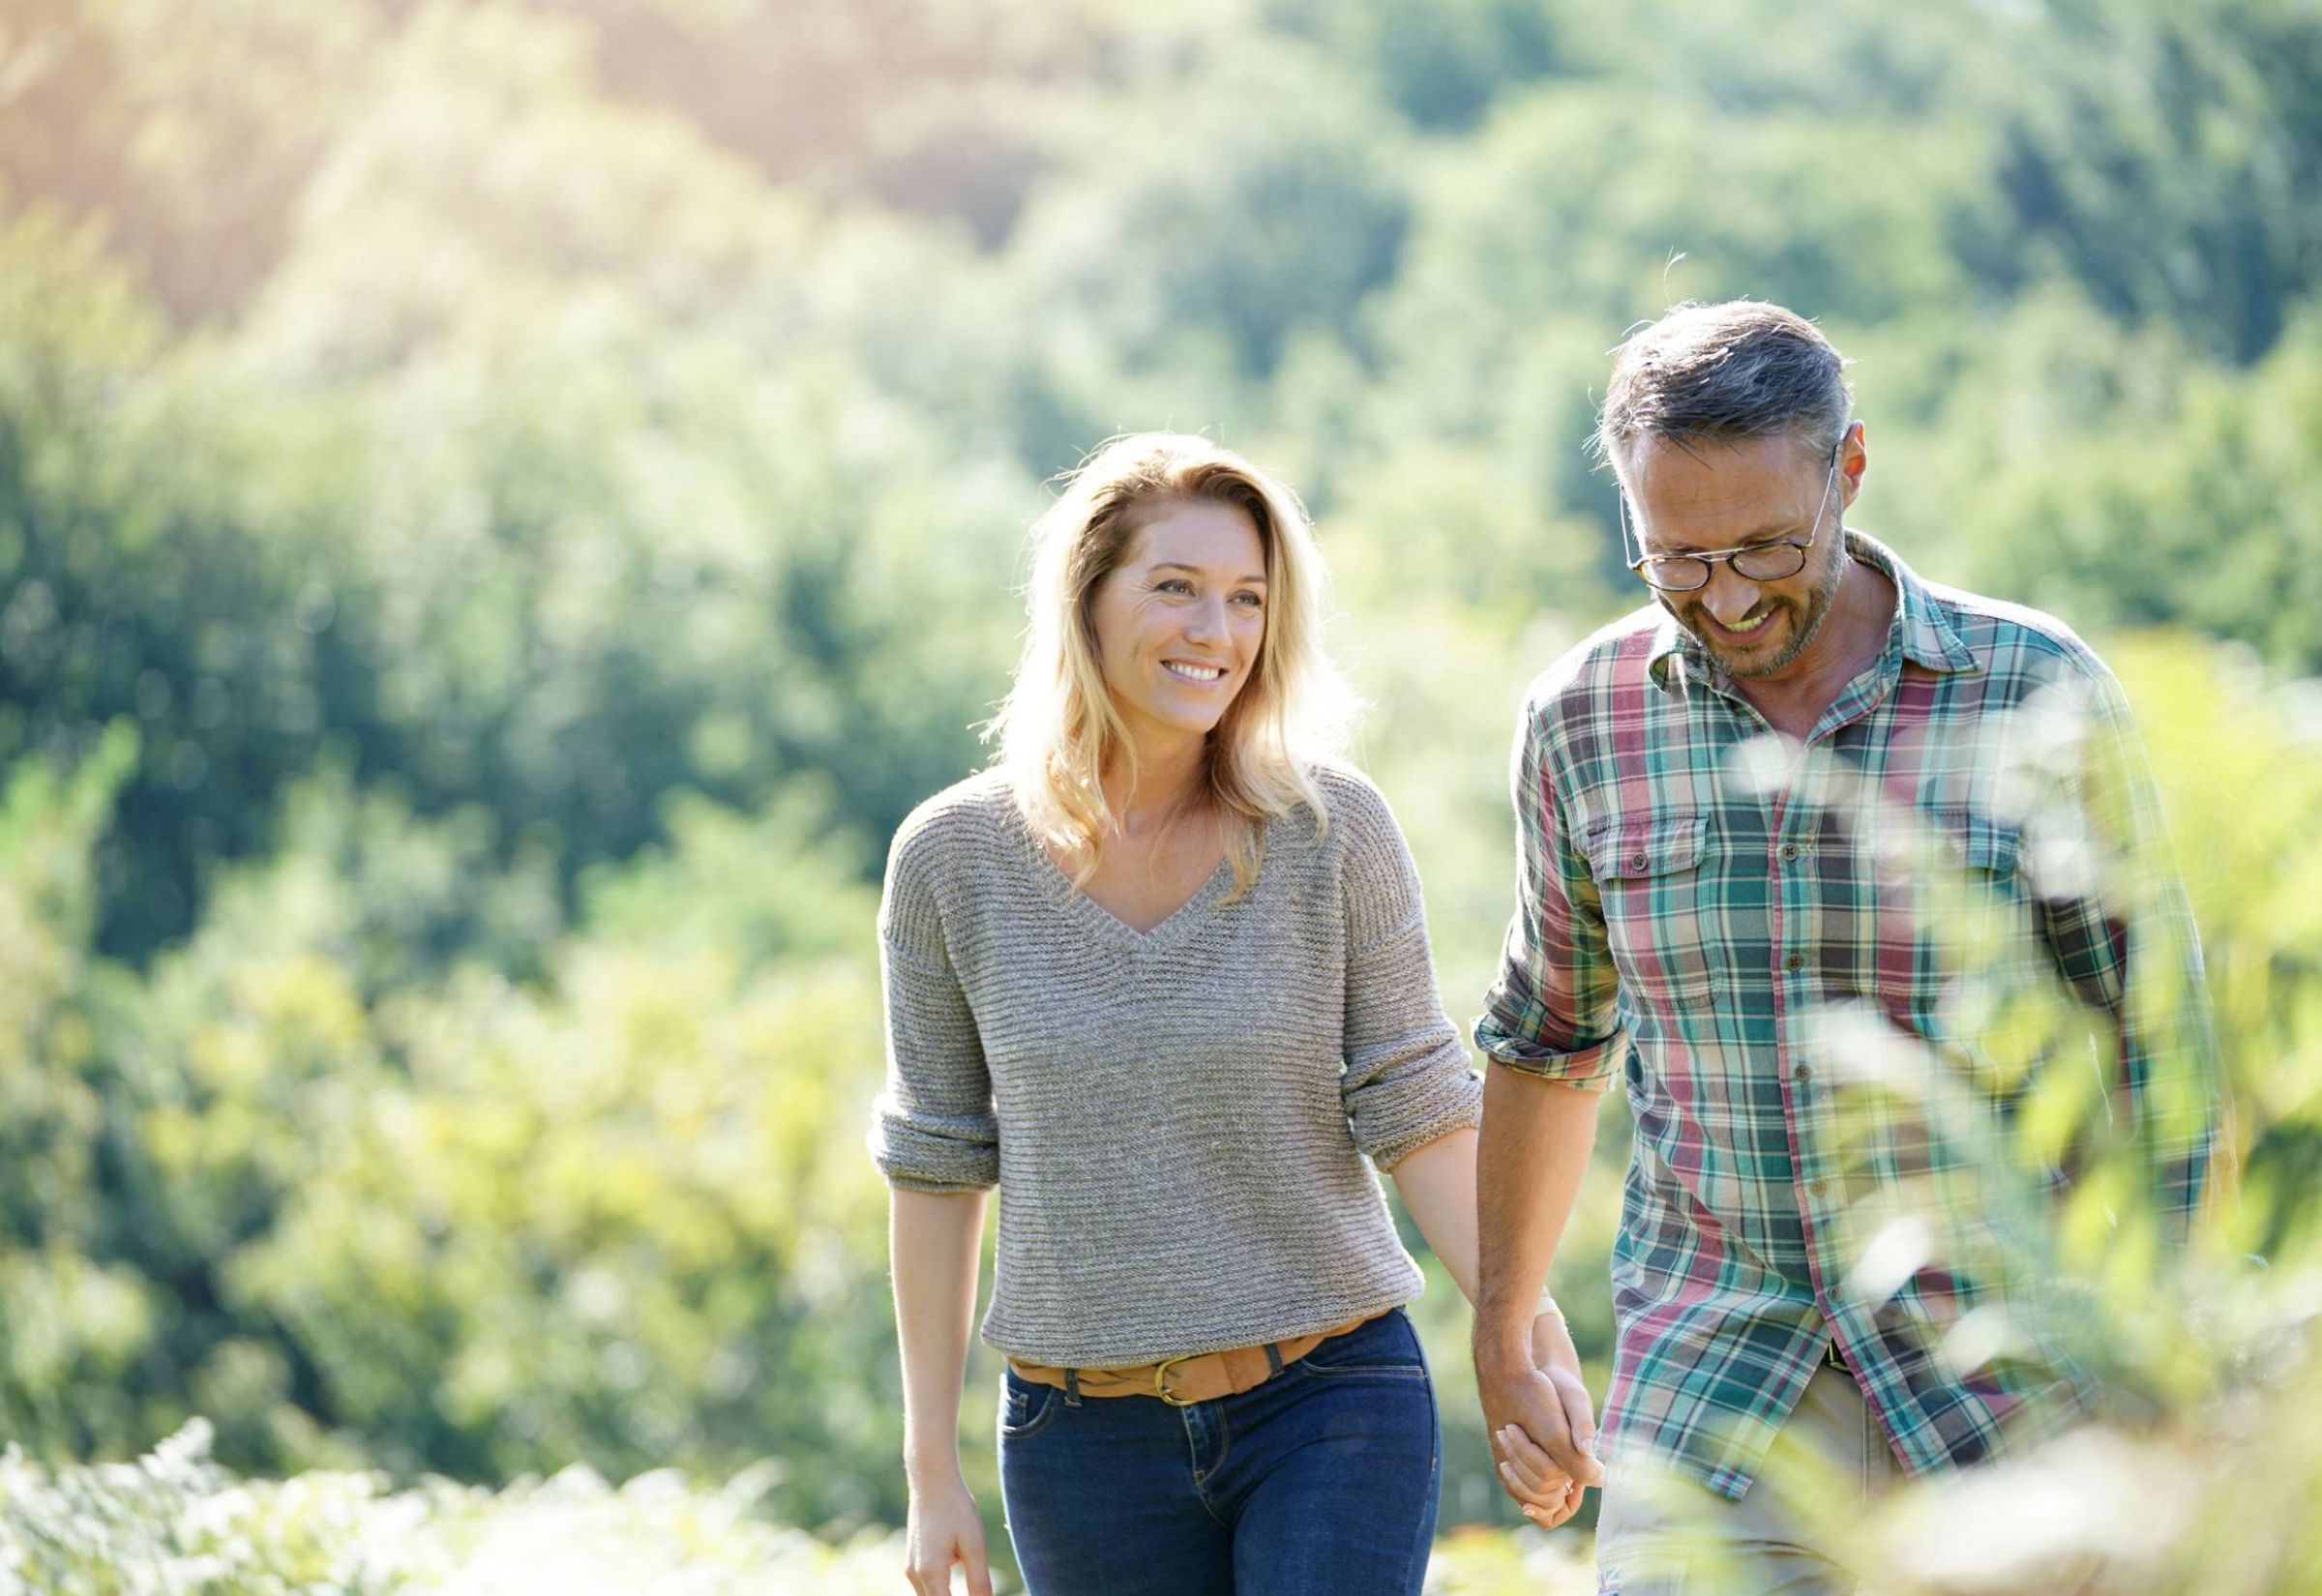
[
  {"x1": 1, "y1": 0, "x2": 2321, "y2": 1573},
  {"x1": 0, "y1": 1418, "x2": 928, "y2": 1595},
  {"x1": 0, "y1": 741, "x2": 904, "y2": 1527}
]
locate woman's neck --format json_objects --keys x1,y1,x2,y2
[{"x1": 1103, "y1": 733, "x2": 1210, "y2": 834}]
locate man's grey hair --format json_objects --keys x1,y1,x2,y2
[{"x1": 1590, "y1": 301, "x2": 1854, "y2": 478}]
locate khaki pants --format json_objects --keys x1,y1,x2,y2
[{"x1": 1594, "y1": 1362, "x2": 1907, "y2": 1596}]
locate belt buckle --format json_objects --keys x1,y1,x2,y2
[{"x1": 1152, "y1": 1354, "x2": 1196, "y2": 1407}]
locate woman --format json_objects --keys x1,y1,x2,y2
[{"x1": 871, "y1": 433, "x2": 1578, "y2": 1596}]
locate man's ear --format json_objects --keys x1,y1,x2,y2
[{"x1": 1838, "y1": 419, "x2": 1868, "y2": 507}]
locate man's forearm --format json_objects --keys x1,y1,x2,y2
[{"x1": 1474, "y1": 1065, "x2": 1601, "y2": 1362}]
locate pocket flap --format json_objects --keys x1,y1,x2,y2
[
  {"x1": 1934, "y1": 810, "x2": 2020, "y2": 872},
  {"x1": 1587, "y1": 814, "x2": 1708, "y2": 880}
]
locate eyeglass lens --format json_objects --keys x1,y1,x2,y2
[{"x1": 1639, "y1": 543, "x2": 1810, "y2": 591}]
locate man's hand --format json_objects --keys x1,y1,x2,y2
[
  {"x1": 1478, "y1": 1312, "x2": 1603, "y2": 1530},
  {"x1": 904, "y1": 1468, "x2": 993, "y2": 1596}
]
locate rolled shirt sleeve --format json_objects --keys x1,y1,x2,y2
[
  {"x1": 869, "y1": 811, "x2": 1000, "y2": 1193},
  {"x1": 1331, "y1": 772, "x2": 1483, "y2": 1168},
  {"x1": 1474, "y1": 681, "x2": 1626, "y2": 1089}
]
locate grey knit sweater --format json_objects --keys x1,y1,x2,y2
[{"x1": 869, "y1": 762, "x2": 1483, "y2": 1368}]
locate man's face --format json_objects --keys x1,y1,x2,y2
[{"x1": 1621, "y1": 430, "x2": 1858, "y2": 681}]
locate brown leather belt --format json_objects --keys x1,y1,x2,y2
[{"x1": 1007, "y1": 1312, "x2": 1384, "y2": 1407}]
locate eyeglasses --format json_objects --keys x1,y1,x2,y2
[{"x1": 1620, "y1": 433, "x2": 1846, "y2": 594}]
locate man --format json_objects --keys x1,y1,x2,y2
[{"x1": 1469, "y1": 301, "x2": 2217, "y2": 1595}]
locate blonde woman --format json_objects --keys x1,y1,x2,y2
[{"x1": 872, "y1": 434, "x2": 1581, "y2": 1596}]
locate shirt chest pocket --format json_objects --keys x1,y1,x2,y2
[
  {"x1": 1584, "y1": 813, "x2": 1718, "y2": 1015},
  {"x1": 1890, "y1": 811, "x2": 2037, "y2": 1014}
]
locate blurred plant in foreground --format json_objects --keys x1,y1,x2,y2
[
  {"x1": 1839, "y1": 634, "x2": 2322, "y2": 1596},
  {"x1": 0, "y1": 1418, "x2": 917, "y2": 1596}
]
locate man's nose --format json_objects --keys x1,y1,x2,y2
[{"x1": 1700, "y1": 563, "x2": 1759, "y2": 624}]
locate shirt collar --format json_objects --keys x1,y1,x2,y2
[{"x1": 1646, "y1": 528, "x2": 1978, "y2": 693}]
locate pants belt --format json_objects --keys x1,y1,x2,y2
[{"x1": 1008, "y1": 1312, "x2": 1384, "y2": 1407}]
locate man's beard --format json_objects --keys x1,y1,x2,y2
[{"x1": 1678, "y1": 544, "x2": 1848, "y2": 679}]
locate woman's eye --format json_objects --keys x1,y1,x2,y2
[
  {"x1": 1233, "y1": 591, "x2": 1265, "y2": 607},
  {"x1": 1156, "y1": 578, "x2": 1193, "y2": 595}
]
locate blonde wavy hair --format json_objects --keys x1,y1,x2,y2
[{"x1": 988, "y1": 432, "x2": 1356, "y2": 898}]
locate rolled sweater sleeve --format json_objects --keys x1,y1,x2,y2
[
  {"x1": 1329, "y1": 770, "x2": 1484, "y2": 1168},
  {"x1": 868, "y1": 807, "x2": 999, "y2": 1193}
]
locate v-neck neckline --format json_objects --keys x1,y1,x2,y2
[{"x1": 1001, "y1": 795, "x2": 1243, "y2": 950}]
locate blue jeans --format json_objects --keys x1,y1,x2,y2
[{"x1": 997, "y1": 1308, "x2": 1442, "y2": 1596}]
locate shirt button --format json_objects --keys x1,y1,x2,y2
[
  {"x1": 1631, "y1": 852, "x2": 1649, "y2": 871},
  {"x1": 1784, "y1": 953, "x2": 1806, "y2": 972},
  {"x1": 1807, "y1": 1177, "x2": 1829, "y2": 1198},
  {"x1": 1779, "y1": 842, "x2": 1801, "y2": 863},
  {"x1": 1794, "y1": 1064, "x2": 1812, "y2": 1082}
]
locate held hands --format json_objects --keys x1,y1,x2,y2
[
  {"x1": 1478, "y1": 1308, "x2": 1604, "y2": 1531},
  {"x1": 904, "y1": 1467, "x2": 993, "y2": 1596}
]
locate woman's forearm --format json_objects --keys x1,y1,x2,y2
[
  {"x1": 1386, "y1": 1125, "x2": 1483, "y2": 1306},
  {"x1": 890, "y1": 1187, "x2": 987, "y2": 1484}
]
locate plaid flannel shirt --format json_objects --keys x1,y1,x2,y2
[{"x1": 1476, "y1": 530, "x2": 2218, "y2": 1498}]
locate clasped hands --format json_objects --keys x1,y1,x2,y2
[{"x1": 1475, "y1": 1306, "x2": 1605, "y2": 1531}]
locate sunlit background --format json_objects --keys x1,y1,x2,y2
[{"x1": 2, "y1": 0, "x2": 2320, "y2": 1589}]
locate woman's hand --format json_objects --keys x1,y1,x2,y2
[{"x1": 905, "y1": 1467, "x2": 993, "y2": 1596}]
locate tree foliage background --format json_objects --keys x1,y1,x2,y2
[{"x1": 3, "y1": 0, "x2": 2322, "y2": 1582}]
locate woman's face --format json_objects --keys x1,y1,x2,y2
[{"x1": 1087, "y1": 497, "x2": 1268, "y2": 754}]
